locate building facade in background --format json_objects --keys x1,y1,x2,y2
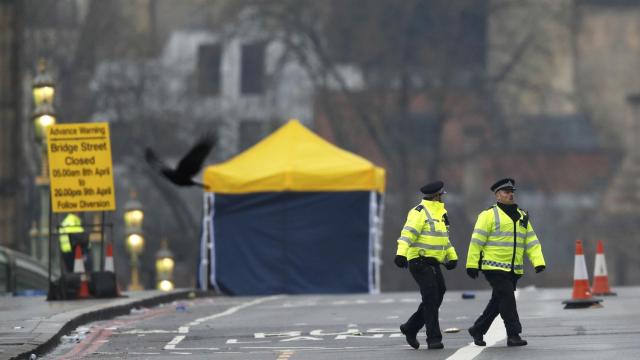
[
  {"x1": 0, "y1": 0, "x2": 23, "y2": 250},
  {"x1": 8, "y1": 0, "x2": 315, "y2": 288},
  {"x1": 488, "y1": 0, "x2": 640, "y2": 285}
]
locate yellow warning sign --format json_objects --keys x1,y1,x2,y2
[{"x1": 47, "y1": 123, "x2": 116, "y2": 212}]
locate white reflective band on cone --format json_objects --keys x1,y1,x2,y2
[
  {"x1": 573, "y1": 254, "x2": 588, "y2": 280},
  {"x1": 594, "y1": 253, "x2": 607, "y2": 277}
]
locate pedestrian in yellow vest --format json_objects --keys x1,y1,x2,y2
[
  {"x1": 395, "y1": 181, "x2": 458, "y2": 350},
  {"x1": 59, "y1": 212, "x2": 88, "y2": 272},
  {"x1": 466, "y1": 178, "x2": 546, "y2": 347}
]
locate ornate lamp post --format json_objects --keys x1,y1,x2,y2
[
  {"x1": 33, "y1": 59, "x2": 56, "y2": 142},
  {"x1": 124, "y1": 190, "x2": 144, "y2": 291},
  {"x1": 155, "y1": 239, "x2": 175, "y2": 291},
  {"x1": 32, "y1": 59, "x2": 57, "y2": 264}
]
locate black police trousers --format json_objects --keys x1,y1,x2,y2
[
  {"x1": 472, "y1": 270, "x2": 522, "y2": 336},
  {"x1": 403, "y1": 257, "x2": 446, "y2": 343}
]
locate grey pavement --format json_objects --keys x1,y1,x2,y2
[
  {"x1": 0, "y1": 289, "x2": 197, "y2": 360},
  {"x1": 40, "y1": 286, "x2": 640, "y2": 360}
]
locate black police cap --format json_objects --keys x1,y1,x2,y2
[
  {"x1": 420, "y1": 180, "x2": 446, "y2": 196},
  {"x1": 491, "y1": 178, "x2": 516, "y2": 192}
]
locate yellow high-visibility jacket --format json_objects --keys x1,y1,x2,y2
[
  {"x1": 59, "y1": 213, "x2": 84, "y2": 253},
  {"x1": 466, "y1": 205, "x2": 545, "y2": 274},
  {"x1": 396, "y1": 199, "x2": 458, "y2": 263}
]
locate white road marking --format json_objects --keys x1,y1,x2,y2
[
  {"x1": 282, "y1": 300, "x2": 318, "y2": 308},
  {"x1": 187, "y1": 296, "x2": 281, "y2": 327},
  {"x1": 255, "y1": 331, "x2": 301, "y2": 338},
  {"x1": 445, "y1": 290, "x2": 520, "y2": 360},
  {"x1": 309, "y1": 329, "x2": 359, "y2": 336},
  {"x1": 164, "y1": 335, "x2": 185, "y2": 350},
  {"x1": 280, "y1": 336, "x2": 323, "y2": 342},
  {"x1": 365, "y1": 328, "x2": 400, "y2": 333},
  {"x1": 226, "y1": 339, "x2": 271, "y2": 344},
  {"x1": 165, "y1": 296, "x2": 281, "y2": 351},
  {"x1": 335, "y1": 334, "x2": 384, "y2": 340}
]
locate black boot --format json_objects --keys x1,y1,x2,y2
[
  {"x1": 427, "y1": 340, "x2": 444, "y2": 349},
  {"x1": 507, "y1": 335, "x2": 527, "y2": 347},
  {"x1": 399, "y1": 324, "x2": 419, "y2": 349},
  {"x1": 468, "y1": 326, "x2": 486, "y2": 346}
]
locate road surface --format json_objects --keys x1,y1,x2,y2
[{"x1": 43, "y1": 287, "x2": 640, "y2": 359}]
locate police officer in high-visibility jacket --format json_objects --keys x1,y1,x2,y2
[
  {"x1": 59, "y1": 212, "x2": 87, "y2": 272},
  {"x1": 395, "y1": 180, "x2": 458, "y2": 350},
  {"x1": 466, "y1": 178, "x2": 545, "y2": 347}
]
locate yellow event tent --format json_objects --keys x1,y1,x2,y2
[
  {"x1": 203, "y1": 120, "x2": 385, "y2": 193},
  {"x1": 199, "y1": 120, "x2": 385, "y2": 295}
]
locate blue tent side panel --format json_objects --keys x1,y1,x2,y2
[{"x1": 213, "y1": 192, "x2": 370, "y2": 295}]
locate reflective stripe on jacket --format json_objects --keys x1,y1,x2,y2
[
  {"x1": 466, "y1": 205, "x2": 545, "y2": 275},
  {"x1": 396, "y1": 199, "x2": 458, "y2": 263},
  {"x1": 59, "y1": 213, "x2": 84, "y2": 253}
]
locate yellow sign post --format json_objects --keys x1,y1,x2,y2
[{"x1": 47, "y1": 123, "x2": 116, "y2": 212}]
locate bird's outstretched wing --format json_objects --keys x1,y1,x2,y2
[
  {"x1": 144, "y1": 147, "x2": 171, "y2": 173},
  {"x1": 174, "y1": 132, "x2": 217, "y2": 179},
  {"x1": 144, "y1": 131, "x2": 217, "y2": 187}
]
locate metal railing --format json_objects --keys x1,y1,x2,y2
[{"x1": 0, "y1": 246, "x2": 52, "y2": 294}]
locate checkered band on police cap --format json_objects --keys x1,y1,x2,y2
[{"x1": 490, "y1": 178, "x2": 516, "y2": 192}]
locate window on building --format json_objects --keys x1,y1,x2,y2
[
  {"x1": 240, "y1": 42, "x2": 266, "y2": 95},
  {"x1": 197, "y1": 44, "x2": 221, "y2": 95}
]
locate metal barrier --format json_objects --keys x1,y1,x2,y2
[
  {"x1": 0, "y1": 246, "x2": 17, "y2": 293},
  {"x1": 0, "y1": 246, "x2": 51, "y2": 294}
]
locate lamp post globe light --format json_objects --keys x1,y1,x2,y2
[
  {"x1": 32, "y1": 102, "x2": 57, "y2": 144},
  {"x1": 32, "y1": 59, "x2": 56, "y2": 106},
  {"x1": 126, "y1": 233, "x2": 144, "y2": 254},
  {"x1": 124, "y1": 196, "x2": 144, "y2": 233},
  {"x1": 124, "y1": 191, "x2": 144, "y2": 291},
  {"x1": 31, "y1": 59, "x2": 56, "y2": 264},
  {"x1": 155, "y1": 239, "x2": 175, "y2": 291}
]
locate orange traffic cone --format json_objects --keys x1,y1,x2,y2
[
  {"x1": 105, "y1": 242, "x2": 123, "y2": 297},
  {"x1": 592, "y1": 240, "x2": 616, "y2": 296},
  {"x1": 562, "y1": 240, "x2": 602, "y2": 309},
  {"x1": 105, "y1": 242, "x2": 115, "y2": 273},
  {"x1": 74, "y1": 245, "x2": 90, "y2": 299}
]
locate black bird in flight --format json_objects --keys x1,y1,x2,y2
[{"x1": 144, "y1": 132, "x2": 217, "y2": 189}]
